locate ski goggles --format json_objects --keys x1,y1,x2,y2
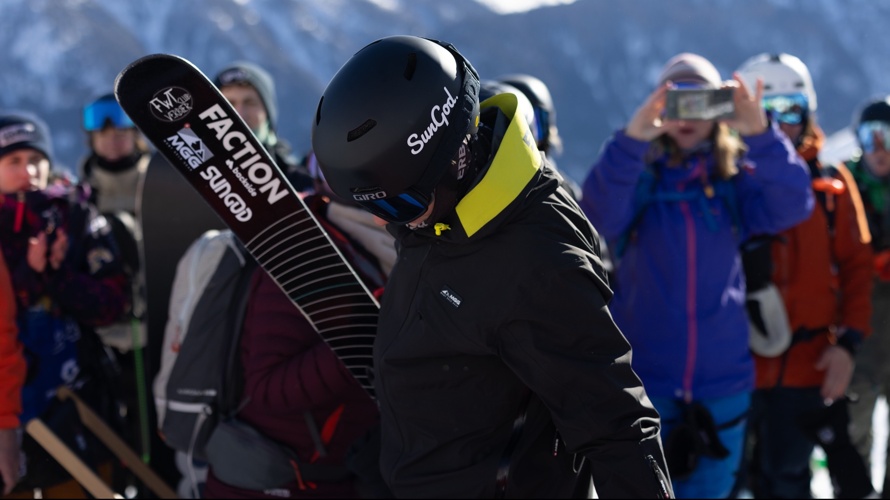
[
  {"x1": 532, "y1": 107, "x2": 550, "y2": 145},
  {"x1": 353, "y1": 187, "x2": 433, "y2": 225},
  {"x1": 353, "y1": 132, "x2": 474, "y2": 224},
  {"x1": 761, "y1": 93, "x2": 808, "y2": 125},
  {"x1": 83, "y1": 99, "x2": 135, "y2": 131},
  {"x1": 857, "y1": 120, "x2": 890, "y2": 154}
]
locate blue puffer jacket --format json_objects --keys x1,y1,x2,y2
[{"x1": 581, "y1": 124, "x2": 812, "y2": 401}]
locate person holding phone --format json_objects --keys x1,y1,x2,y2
[{"x1": 580, "y1": 52, "x2": 813, "y2": 498}]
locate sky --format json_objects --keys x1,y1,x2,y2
[{"x1": 474, "y1": 0, "x2": 578, "y2": 14}]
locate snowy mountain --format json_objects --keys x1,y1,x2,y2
[{"x1": 2, "y1": 0, "x2": 890, "y2": 183}]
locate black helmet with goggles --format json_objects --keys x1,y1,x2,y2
[{"x1": 311, "y1": 36, "x2": 480, "y2": 224}]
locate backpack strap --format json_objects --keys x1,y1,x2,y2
[
  {"x1": 614, "y1": 168, "x2": 658, "y2": 258},
  {"x1": 807, "y1": 157, "x2": 845, "y2": 238},
  {"x1": 221, "y1": 243, "x2": 258, "y2": 419},
  {"x1": 615, "y1": 167, "x2": 740, "y2": 259}
]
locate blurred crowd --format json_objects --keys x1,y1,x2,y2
[{"x1": 1, "y1": 38, "x2": 890, "y2": 500}]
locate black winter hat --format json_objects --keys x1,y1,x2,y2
[
  {"x1": 858, "y1": 97, "x2": 890, "y2": 127},
  {"x1": 0, "y1": 113, "x2": 53, "y2": 163},
  {"x1": 213, "y1": 61, "x2": 278, "y2": 130}
]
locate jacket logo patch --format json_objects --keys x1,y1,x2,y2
[{"x1": 440, "y1": 286, "x2": 462, "y2": 308}]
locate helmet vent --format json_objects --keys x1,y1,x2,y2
[
  {"x1": 404, "y1": 52, "x2": 418, "y2": 80},
  {"x1": 315, "y1": 97, "x2": 323, "y2": 125},
  {"x1": 347, "y1": 119, "x2": 377, "y2": 142}
]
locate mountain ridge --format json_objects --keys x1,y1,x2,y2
[{"x1": 2, "y1": 0, "x2": 888, "y2": 181}]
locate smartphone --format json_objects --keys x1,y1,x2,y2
[{"x1": 664, "y1": 88, "x2": 735, "y2": 121}]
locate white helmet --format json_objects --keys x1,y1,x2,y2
[{"x1": 736, "y1": 53, "x2": 817, "y2": 112}]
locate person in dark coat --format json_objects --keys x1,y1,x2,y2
[
  {"x1": 311, "y1": 35, "x2": 673, "y2": 499},
  {"x1": 204, "y1": 155, "x2": 394, "y2": 499}
]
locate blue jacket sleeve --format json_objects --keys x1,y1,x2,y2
[
  {"x1": 579, "y1": 130, "x2": 649, "y2": 242},
  {"x1": 735, "y1": 122, "x2": 814, "y2": 237}
]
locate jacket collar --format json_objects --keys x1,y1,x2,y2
[
  {"x1": 393, "y1": 92, "x2": 544, "y2": 244},
  {"x1": 453, "y1": 92, "x2": 542, "y2": 238}
]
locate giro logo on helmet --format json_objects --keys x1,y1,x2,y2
[
  {"x1": 407, "y1": 87, "x2": 458, "y2": 155},
  {"x1": 353, "y1": 190, "x2": 388, "y2": 201}
]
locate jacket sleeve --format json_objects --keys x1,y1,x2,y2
[
  {"x1": 831, "y1": 164, "x2": 874, "y2": 336},
  {"x1": 495, "y1": 257, "x2": 672, "y2": 498},
  {"x1": 0, "y1": 198, "x2": 49, "y2": 310},
  {"x1": 736, "y1": 123, "x2": 814, "y2": 236},
  {"x1": 240, "y1": 269, "x2": 362, "y2": 413},
  {"x1": 48, "y1": 211, "x2": 128, "y2": 327},
  {"x1": 0, "y1": 250, "x2": 24, "y2": 429},
  {"x1": 579, "y1": 131, "x2": 649, "y2": 241}
]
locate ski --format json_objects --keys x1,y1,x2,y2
[{"x1": 114, "y1": 54, "x2": 379, "y2": 398}]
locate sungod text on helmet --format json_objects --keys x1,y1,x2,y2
[
  {"x1": 198, "y1": 104, "x2": 289, "y2": 205},
  {"x1": 407, "y1": 87, "x2": 457, "y2": 155}
]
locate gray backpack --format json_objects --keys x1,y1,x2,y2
[{"x1": 152, "y1": 229, "x2": 256, "y2": 463}]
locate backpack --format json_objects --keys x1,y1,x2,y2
[
  {"x1": 744, "y1": 158, "x2": 844, "y2": 357},
  {"x1": 152, "y1": 229, "x2": 257, "y2": 463},
  {"x1": 94, "y1": 209, "x2": 146, "y2": 352}
]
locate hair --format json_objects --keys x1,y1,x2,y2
[
  {"x1": 647, "y1": 123, "x2": 745, "y2": 179},
  {"x1": 800, "y1": 115, "x2": 817, "y2": 142}
]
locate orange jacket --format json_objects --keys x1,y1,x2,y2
[
  {"x1": 0, "y1": 248, "x2": 25, "y2": 428},
  {"x1": 755, "y1": 126, "x2": 874, "y2": 388}
]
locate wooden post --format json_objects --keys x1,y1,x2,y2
[
  {"x1": 24, "y1": 419, "x2": 119, "y2": 499},
  {"x1": 56, "y1": 386, "x2": 179, "y2": 499}
]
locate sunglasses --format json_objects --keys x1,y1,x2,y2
[
  {"x1": 83, "y1": 99, "x2": 135, "y2": 131},
  {"x1": 762, "y1": 93, "x2": 808, "y2": 125},
  {"x1": 857, "y1": 121, "x2": 890, "y2": 154}
]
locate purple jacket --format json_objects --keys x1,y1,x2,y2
[{"x1": 580, "y1": 124, "x2": 812, "y2": 401}]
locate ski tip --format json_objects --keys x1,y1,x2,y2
[{"x1": 113, "y1": 53, "x2": 197, "y2": 102}]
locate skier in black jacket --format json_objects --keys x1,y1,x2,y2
[{"x1": 311, "y1": 35, "x2": 673, "y2": 498}]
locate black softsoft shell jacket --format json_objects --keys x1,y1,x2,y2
[{"x1": 373, "y1": 105, "x2": 672, "y2": 499}]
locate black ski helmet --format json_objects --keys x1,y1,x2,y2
[
  {"x1": 498, "y1": 74, "x2": 558, "y2": 152},
  {"x1": 479, "y1": 79, "x2": 537, "y2": 133},
  {"x1": 857, "y1": 97, "x2": 890, "y2": 128},
  {"x1": 311, "y1": 36, "x2": 480, "y2": 224}
]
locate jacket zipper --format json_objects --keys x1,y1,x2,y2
[
  {"x1": 679, "y1": 197, "x2": 698, "y2": 402},
  {"x1": 646, "y1": 455, "x2": 673, "y2": 498}
]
